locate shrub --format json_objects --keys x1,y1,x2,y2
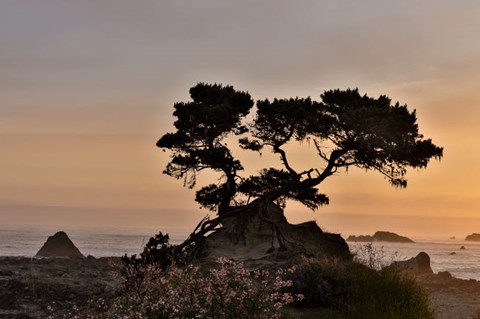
[
  {"x1": 351, "y1": 243, "x2": 400, "y2": 270},
  {"x1": 50, "y1": 258, "x2": 300, "y2": 319},
  {"x1": 287, "y1": 258, "x2": 434, "y2": 319}
]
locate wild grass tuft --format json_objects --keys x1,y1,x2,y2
[{"x1": 285, "y1": 256, "x2": 434, "y2": 319}]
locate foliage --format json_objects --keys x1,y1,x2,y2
[
  {"x1": 158, "y1": 84, "x2": 443, "y2": 214},
  {"x1": 49, "y1": 258, "x2": 301, "y2": 319},
  {"x1": 122, "y1": 232, "x2": 176, "y2": 271},
  {"x1": 286, "y1": 257, "x2": 434, "y2": 319},
  {"x1": 351, "y1": 243, "x2": 400, "y2": 270},
  {"x1": 156, "y1": 83, "x2": 254, "y2": 214}
]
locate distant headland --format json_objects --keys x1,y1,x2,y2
[
  {"x1": 347, "y1": 231, "x2": 414, "y2": 243},
  {"x1": 465, "y1": 233, "x2": 480, "y2": 241}
]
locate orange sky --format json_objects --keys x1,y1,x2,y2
[{"x1": 1, "y1": 1, "x2": 480, "y2": 239}]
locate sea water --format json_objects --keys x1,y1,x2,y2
[
  {"x1": 0, "y1": 225, "x2": 189, "y2": 258},
  {"x1": 1, "y1": 225, "x2": 480, "y2": 280},
  {"x1": 349, "y1": 240, "x2": 480, "y2": 281}
]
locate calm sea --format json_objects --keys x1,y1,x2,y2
[
  {"x1": 1, "y1": 225, "x2": 480, "y2": 280},
  {"x1": 0, "y1": 225, "x2": 189, "y2": 258}
]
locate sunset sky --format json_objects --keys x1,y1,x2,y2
[{"x1": 2, "y1": 1, "x2": 480, "y2": 239}]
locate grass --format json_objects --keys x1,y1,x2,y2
[{"x1": 283, "y1": 257, "x2": 434, "y2": 319}]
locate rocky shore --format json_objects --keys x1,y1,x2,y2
[
  {"x1": 0, "y1": 256, "x2": 122, "y2": 319},
  {"x1": 1, "y1": 254, "x2": 480, "y2": 319},
  {"x1": 418, "y1": 272, "x2": 480, "y2": 319}
]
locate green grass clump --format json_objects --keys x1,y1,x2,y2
[{"x1": 285, "y1": 258, "x2": 434, "y2": 319}]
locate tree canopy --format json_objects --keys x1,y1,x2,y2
[{"x1": 157, "y1": 83, "x2": 443, "y2": 216}]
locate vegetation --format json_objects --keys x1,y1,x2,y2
[
  {"x1": 48, "y1": 255, "x2": 433, "y2": 319},
  {"x1": 155, "y1": 83, "x2": 443, "y2": 259},
  {"x1": 49, "y1": 258, "x2": 300, "y2": 319},
  {"x1": 284, "y1": 258, "x2": 434, "y2": 319},
  {"x1": 95, "y1": 84, "x2": 440, "y2": 319}
]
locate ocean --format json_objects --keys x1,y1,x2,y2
[
  {"x1": 0, "y1": 225, "x2": 190, "y2": 258},
  {"x1": 349, "y1": 240, "x2": 480, "y2": 281},
  {"x1": 1, "y1": 225, "x2": 480, "y2": 281}
]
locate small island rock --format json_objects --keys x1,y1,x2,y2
[
  {"x1": 35, "y1": 231, "x2": 85, "y2": 258},
  {"x1": 347, "y1": 231, "x2": 414, "y2": 243},
  {"x1": 465, "y1": 233, "x2": 480, "y2": 241},
  {"x1": 346, "y1": 235, "x2": 375, "y2": 242},
  {"x1": 373, "y1": 231, "x2": 414, "y2": 243}
]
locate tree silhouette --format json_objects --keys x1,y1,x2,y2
[
  {"x1": 239, "y1": 89, "x2": 443, "y2": 207},
  {"x1": 156, "y1": 84, "x2": 443, "y2": 259},
  {"x1": 156, "y1": 83, "x2": 254, "y2": 215}
]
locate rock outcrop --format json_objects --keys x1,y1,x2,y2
[
  {"x1": 347, "y1": 231, "x2": 414, "y2": 243},
  {"x1": 346, "y1": 235, "x2": 375, "y2": 242},
  {"x1": 35, "y1": 231, "x2": 85, "y2": 259},
  {"x1": 386, "y1": 252, "x2": 433, "y2": 275},
  {"x1": 200, "y1": 199, "x2": 351, "y2": 267},
  {"x1": 465, "y1": 233, "x2": 480, "y2": 241},
  {"x1": 373, "y1": 231, "x2": 414, "y2": 243}
]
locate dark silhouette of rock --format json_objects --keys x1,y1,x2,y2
[
  {"x1": 387, "y1": 252, "x2": 433, "y2": 275},
  {"x1": 373, "y1": 231, "x2": 414, "y2": 243},
  {"x1": 460, "y1": 246, "x2": 466, "y2": 250},
  {"x1": 200, "y1": 199, "x2": 351, "y2": 266},
  {"x1": 346, "y1": 235, "x2": 375, "y2": 242},
  {"x1": 347, "y1": 231, "x2": 414, "y2": 243},
  {"x1": 35, "y1": 231, "x2": 85, "y2": 259},
  {"x1": 449, "y1": 252, "x2": 456, "y2": 255},
  {"x1": 465, "y1": 233, "x2": 480, "y2": 241},
  {"x1": 437, "y1": 271, "x2": 452, "y2": 279}
]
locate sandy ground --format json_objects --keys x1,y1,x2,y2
[
  {"x1": 1, "y1": 256, "x2": 480, "y2": 319},
  {"x1": 417, "y1": 273, "x2": 480, "y2": 319}
]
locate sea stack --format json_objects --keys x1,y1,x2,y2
[{"x1": 35, "y1": 231, "x2": 85, "y2": 258}]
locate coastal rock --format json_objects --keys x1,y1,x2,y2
[
  {"x1": 35, "y1": 231, "x2": 85, "y2": 259},
  {"x1": 387, "y1": 252, "x2": 433, "y2": 275},
  {"x1": 347, "y1": 231, "x2": 414, "y2": 243},
  {"x1": 346, "y1": 235, "x2": 375, "y2": 242},
  {"x1": 437, "y1": 271, "x2": 453, "y2": 279},
  {"x1": 372, "y1": 231, "x2": 414, "y2": 243},
  {"x1": 465, "y1": 233, "x2": 480, "y2": 241},
  {"x1": 200, "y1": 199, "x2": 351, "y2": 267}
]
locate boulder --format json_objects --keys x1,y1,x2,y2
[
  {"x1": 437, "y1": 271, "x2": 452, "y2": 279},
  {"x1": 386, "y1": 252, "x2": 433, "y2": 275},
  {"x1": 199, "y1": 199, "x2": 351, "y2": 267},
  {"x1": 35, "y1": 231, "x2": 85, "y2": 259}
]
